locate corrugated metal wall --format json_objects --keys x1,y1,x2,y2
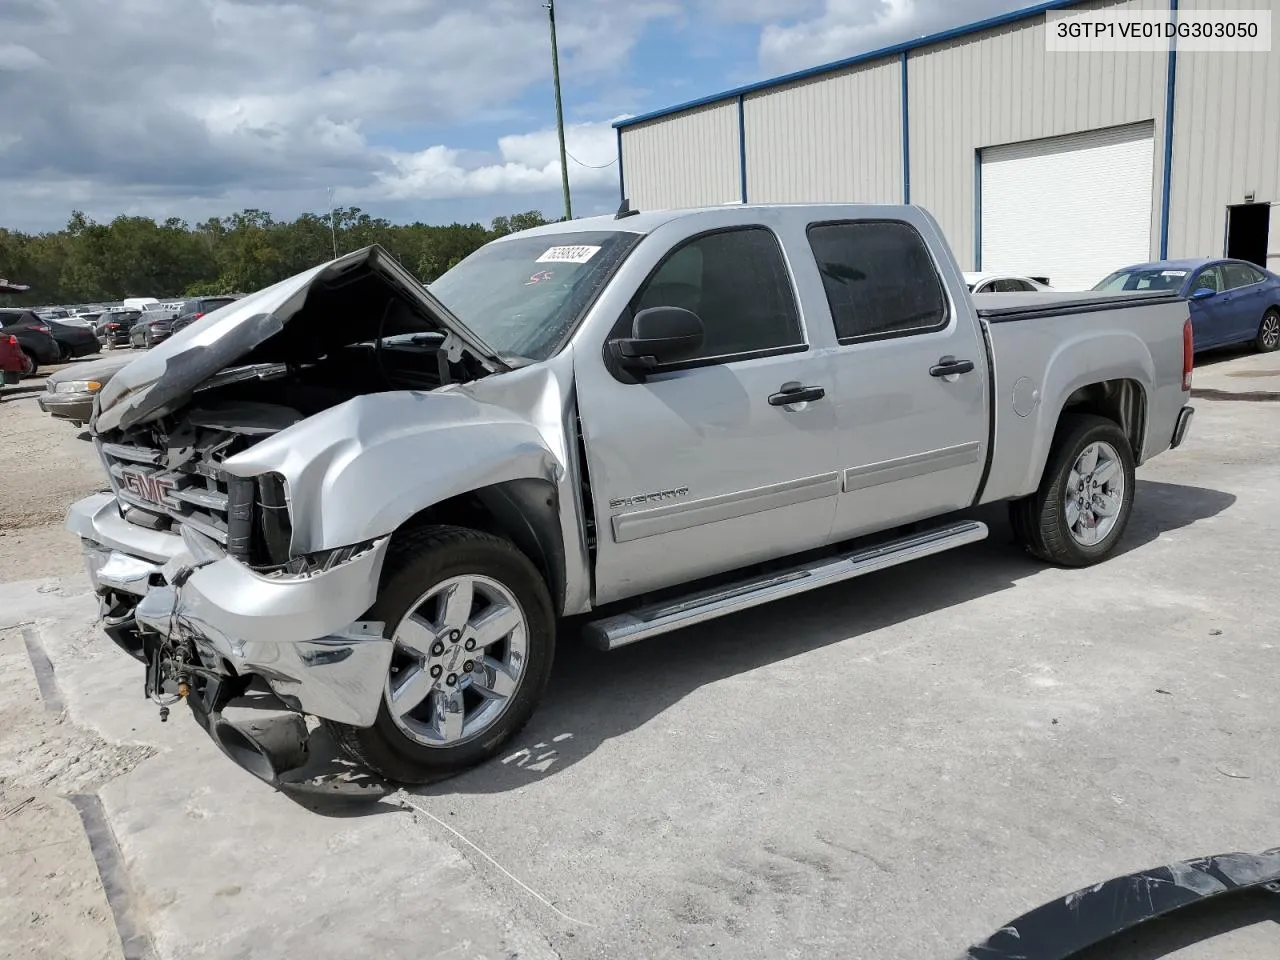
[
  {"x1": 619, "y1": 102, "x2": 741, "y2": 210},
  {"x1": 908, "y1": 0, "x2": 1170, "y2": 269},
  {"x1": 618, "y1": 0, "x2": 1280, "y2": 269},
  {"x1": 743, "y1": 59, "x2": 902, "y2": 205},
  {"x1": 1168, "y1": 0, "x2": 1279, "y2": 263}
]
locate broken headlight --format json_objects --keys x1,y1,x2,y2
[{"x1": 226, "y1": 471, "x2": 294, "y2": 569}]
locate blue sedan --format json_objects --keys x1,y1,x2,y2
[{"x1": 1094, "y1": 258, "x2": 1280, "y2": 353}]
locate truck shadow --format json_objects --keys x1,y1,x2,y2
[{"x1": 408, "y1": 478, "x2": 1234, "y2": 799}]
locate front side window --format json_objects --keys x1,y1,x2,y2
[
  {"x1": 629, "y1": 227, "x2": 803, "y2": 362},
  {"x1": 1190, "y1": 267, "x2": 1224, "y2": 295},
  {"x1": 807, "y1": 220, "x2": 948, "y2": 342}
]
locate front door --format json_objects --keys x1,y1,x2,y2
[
  {"x1": 805, "y1": 219, "x2": 989, "y2": 541},
  {"x1": 577, "y1": 226, "x2": 841, "y2": 605},
  {"x1": 1187, "y1": 265, "x2": 1231, "y2": 348}
]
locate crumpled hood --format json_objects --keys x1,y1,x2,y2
[{"x1": 94, "y1": 244, "x2": 506, "y2": 433}]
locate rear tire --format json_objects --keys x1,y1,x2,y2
[
  {"x1": 20, "y1": 349, "x2": 37, "y2": 378},
  {"x1": 1009, "y1": 414, "x2": 1136, "y2": 567},
  {"x1": 1256, "y1": 308, "x2": 1280, "y2": 353},
  {"x1": 324, "y1": 525, "x2": 556, "y2": 784}
]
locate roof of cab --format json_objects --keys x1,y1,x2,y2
[{"x1": 498, "y1": 202, "x2": 919, "y2": 242}]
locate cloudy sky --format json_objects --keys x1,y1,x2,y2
[{"x1": 2, "y1": 0, "x2": 1028, "y2": 232}]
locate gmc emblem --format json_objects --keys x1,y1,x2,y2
[{"x1": 119, "y1": 468, "x2": 178, "y2": 508}]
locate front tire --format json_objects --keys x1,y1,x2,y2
[
  {"x1": 1256, "y1": 308, "x2": 1280, "y2": 353},
  {"x1": 324, "y1": 525, "x2": 556, "y2": 783},
  {"x1": 1009, "y1": 414, "x2": 1136, "y2": 567}
]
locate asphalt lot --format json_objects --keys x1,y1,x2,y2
[{"x1": 1, "y1": 347, "x2": 1279, "y2": 960}]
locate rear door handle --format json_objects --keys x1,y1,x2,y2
[
  {"x1": 769, "y1": 381, "x2": 826, "y2": 406},
  {"x1": 929, "y1": 356, "x2": 975, "y2": 378}
]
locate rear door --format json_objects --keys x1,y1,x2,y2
[
  {"x1": 1221, "y1": 262, "x2": 1270, "y2": 344},
  {"x1": 578, "y1": 225, "x2": 841, "y2": 605},
  {"x1": 806, "y1": 219, "x2": 989, "y2": 542}
]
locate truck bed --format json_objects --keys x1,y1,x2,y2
[{"x1": 975, "y1": 290, "x2": 1191, "y2": 505}]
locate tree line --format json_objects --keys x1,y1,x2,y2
[{"x1": 0, "y1": 208, "x2": 552, "y2": 307}]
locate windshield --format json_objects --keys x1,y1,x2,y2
[
  {"x1": 1093, "y1": 267, "x2": 1188, "y2": 292},
  {"x1": 429, "y1": 230, "x2": 640, "y2": 360}
]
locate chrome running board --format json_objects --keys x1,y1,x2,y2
[{"x1": 583, "y1": 520, "x2": 988, "y2": 651}]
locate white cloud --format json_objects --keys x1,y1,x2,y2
[
  {"x1": 0, "y1": 0, "x2": 658, "y2": 229},
  {"x1": 373, "y1": 119, "x2": 622, "y2": 202},
  {"x1": 0, "y1": 43, "x2": 48, "y2": 70}
]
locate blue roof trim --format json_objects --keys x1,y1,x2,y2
[{"x1": 614, "y1": 0, "x2": 1085, "y2": 130}]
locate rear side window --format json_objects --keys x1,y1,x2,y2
[
  {"x1": 1224, "y1": 263, "x2": 1264, "y2": 288},
  {"x1": 807, "y1": 221, "x2": 948, "y2": 342},
  {"x1": 631, "y1": 227, "x2": 803, "y2": 362}
]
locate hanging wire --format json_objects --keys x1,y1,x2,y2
[{"x1": 566, "y1": 150, "x2": 617, "y2": 169}]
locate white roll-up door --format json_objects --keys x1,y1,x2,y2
[{"x1": 980, "y1": 122, "x2": 1155, "y2": 291}]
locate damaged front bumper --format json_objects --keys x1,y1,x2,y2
[{"x1": 67, "y1": 492, "x2": 393, "y2": 790}]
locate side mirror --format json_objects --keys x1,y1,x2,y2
[
  {"x1": 1190, "y1": 287, "x2": 1216, "y2": 300},
  {"x1": 607, "y1": 306, "x2": 705, "y2": 375}
]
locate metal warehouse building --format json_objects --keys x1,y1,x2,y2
[{"x1": 613, "y1": 0, "x2": 1279, "y2": 290}]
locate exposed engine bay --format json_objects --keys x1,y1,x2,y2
[{"x1": 97, "y1": 328, "x2": 494, "y2": 564}]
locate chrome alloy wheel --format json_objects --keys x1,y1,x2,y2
[
  {"x1": 385, "y1": 574, "x2": 528, "y2": 748},
  {"x1": 1261, "y1": 312, "x2": 1280, "y2": 350},
  {"x1": 1065, "y1": 441, "x2": 1125, "y2": 547}
]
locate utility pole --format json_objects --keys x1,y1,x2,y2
[
  {"x1": 545, "y1": 0, "x2": 573, "y2": 220},
  {"x1": 327, "y1": 187, "x2": 339, "y2": 259}
]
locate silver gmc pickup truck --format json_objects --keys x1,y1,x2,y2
[{"x1": 67, "y1": 203, "x2": 1195, "y2": 790}]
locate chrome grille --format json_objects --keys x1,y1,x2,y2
[{"x1": 99, "y1": 440, "x2": 233, "y2": 544}]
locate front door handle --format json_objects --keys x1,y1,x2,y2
[
  {"x1": 768, "y1": 381, "x2": 826, "y2": 406},
  {"x1": 929, "y1": 356, "x2": 975, "y2": 378}
]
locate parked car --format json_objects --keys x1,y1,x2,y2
[
  {"x1": 168, "y1": 295, "x2": 242, "y2": 335},
  {"x1": 963, "y1": 272, "x2": 1053, "y2": 293},
  {"x1": 1094, "y1": 258, "x2": 1280, "y2": 353},
  {"x1": 37, "y1": 307, "x2": 71, "y2": 320},
  {"x1": 38, "y1": 354, "x2": 133, "y2": 426},
  {"x1": 95, "y1": 309, "x2": 142, "y2": 348},
  {"x1": 56, "y1": 311, "x2": 99, "y2": 329},
  {"x1": 130, "y1": 305, "x2": 180, "y2": 349},
  {"x1": 0, "y1": 332, "x2": 33, "y2": 385},
  {"x1": 45, "y1": 317, "x2": 101, "y2": 360},
  {"x1": 68, "y1": 206, "x2": 1195, "y2": 790},
  {"x1": 0, "y1": 309, "x2": 63, "y2": 374}
]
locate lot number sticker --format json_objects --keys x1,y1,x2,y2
[{"x1": 537, "y1": 245, "x2": 601, "y2": 264}]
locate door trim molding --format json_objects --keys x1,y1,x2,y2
[
  {"x1": 843, "y1": 441, "x2": 981, "y2": 492},
  {"x1": 611, "y1": 471, "x2": 841, "y2": 544}
]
